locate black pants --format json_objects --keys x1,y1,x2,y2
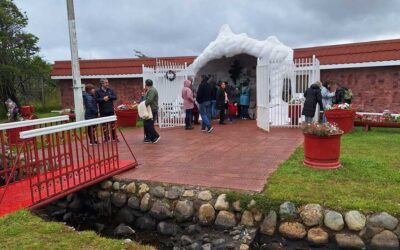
[
  {"x1": 185, "y1": 109, "x2": 193, "y2": 128},
  {"x1": 100, "y1": 113, "x2": 116, "y2": 141},
  {"x1": 219, "y1": 109, "x2": 225, "y2": 124},
  {"x1": 87, "y1": 125, "x2": 97, "y2": 143},
  {"x1": 144, "y1": 111, "x2": 160, "y2": 141}
]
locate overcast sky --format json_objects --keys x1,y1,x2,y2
[{"x1": 13, "y1": 0, "x2": 400, "y2": 63}]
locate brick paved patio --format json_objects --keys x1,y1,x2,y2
[{"x1": 116, "y1": 120, "x2": 303, "y2": 192}]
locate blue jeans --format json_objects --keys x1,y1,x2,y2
[
  {"x1": 211, "y1": 100, "x2": 217, "y2": 118},
  {"x1": 199, "y1": 101, "x2": 211, "y2": 130}
]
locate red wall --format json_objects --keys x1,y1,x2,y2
[
  {"x1": 59, "y1": 78, "x2": 143, "y2": 109},
  {"x1": 321, "y1": 66, "x2": 400, "y2": 112}
]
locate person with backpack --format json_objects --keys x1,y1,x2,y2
[{"x1": 302, "y1": 81, "x2": 324, "y2": 123}]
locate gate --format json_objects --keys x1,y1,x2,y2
[
  {"x1": 142, "y1": 60, "x2": 188, "y2": 128},
  {"x1": 257, "y1": 55, "x2": 320, "y2": 129}
]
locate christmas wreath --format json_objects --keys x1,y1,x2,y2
[{"x1": 165, "y1": 70, "x2": 176, "y2": 81}]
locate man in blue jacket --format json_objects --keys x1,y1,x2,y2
[{"x1": 95, "y1": 78, "x2": 118, "y2": 141}]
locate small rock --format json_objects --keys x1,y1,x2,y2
[
  {"x1": 279, "y1": 201, "x2": 296, "y2": 219},
  {"x1": 370, "y1": 230, "x2": 399, "y2": 250},
  {"x1": 307, "y1": 227, "x2": 328, "y2": 245},
  {"x1": 359, "y1": 223, "x2": 385, "y2": 239},
  {"x1": 182, "y1": 190, "x2": 195, "y2": 197},
  {"x1": 120, "y1": 184, "x2": 126, "y2": 191},
  {"x1": 157, "y1": 221, "x2": 177, "y2": 236},
  {"x1": 324, "y1": 210, "x2": 344, "y2": 231},
  {"x1": 368, "y1": 212, "x2": 399, "y2": 230},
  {"x1": 201, "y1": 243, "x2": 212, "y2": 250},
  {"x1": 214, "y1": 194, "x2": 229, "y2": 210},
  {"x1": 112, "y1": 181, "x2": 120, "y2": 191},
  {"x1": 111, "y1": 193, "x2": 127, "y2": 207},
  {"x1": 394, "y1": 224, "x2": 400, "y2": 238},
  {"x1": 212, "y1": 238, "x2": 226, "y2": 246},
  {"x1": 174, "y1": 200, "x2": 194, "y2": 222},
  {"x1": 114, "y1": 224, "x2": 135, "y2": 237},
  {"x1": 335, "y1": 233, "x2": 365, "y2": 250},
  {"x1": 345, "y1": 210, "x2": 366, "y2": 231},
  {"x1": 138, "y1": 183, "x2": 150, "y2": 196},
  {"x1": 278, "y1": 222, "x2": 307, "y2": 240},
  {"x1": 165, "y1": 186, "x2": 182, "y2": 199},
  {"x1": 100, "y1": 180, "x2": 112, "y2": 189},
  {"x1": 198, "y1": 191, "x2": 213, "y2": 201},
  {"x1": 215, "y1": 211, "x2": 237, "y2": 229},
  {"x1": 140, "y1": 193, "x2": 151, "y2": 211},
  {"x1": 94, "y1": 223, "x2": 105, "y2": 233},
  {"x1": 247, "y1": 199, "x2": 256, "y2": 209},
  {"x1": 181, "y1": 235, "x2": 194, "y2": 246},
  {"x1": 202, "y1": 238, "x2": 211, "y2": 243},
  {"x1": 149, "y1": 200, "x2": 172, "y2": 220},
  {"x1": 125, "y1": 182, "x2": 136, "y2": 194},
  {"x1": 232, "y1": 235, "x2": 240, "y2": 240},
  {"x1": 51, "y1": 209, "x2": 66, "y2": 218},
  {"x1": 260, "y1": 210, "x2": 277, "y2": 236},
  {"x1": 68, "y1": 197, "x2": 83, "y2": 212},
  {"x1": 252, "y1": 209, "x2": 264, "y2": 222},
  {"x1": 230, "y1": 229, "x2": 241, "y2": 236},
  {"x1": 187, "y1": 242, "x2": 201, "y2": 250},
  {"x1": 240, "y1": 244, "x2": 249, "y2": 250},
  {"x1": 240, "y1": 210, "x2": 254, "y2": 226},
  {"x1": 198, "y1": 204, "x2": 216, "y2": 225},
  {"x1": 232, "y1": 200, "x2": 242, "y2": 212},
  {"x1": 124, "y1": 239, "x2": 132, "y2": 244},
  {"x1": 116, "y1": 207, "x2": 135, "y2": 224},
  {"x1": 300, "y1": 204, "x2": 323, "y2": 226},
  {"x1": 151, "y1": 186, "x2": 165, "y2": 198},
  {"x1": 97, "y1": 190, "x2": 111, "y2": 200},
  {"x1": 127, "y1": 197, "x2": 140, "y2": 209},
  {"x1": 185, "y1": 224, "x2": 201, "y2": 235},
  {"x1": 135, "y1": 215, "x2": 156, "y2": 230},
  {"x1": 62, "y1": 212, "x2": 72, "y2": 221}
]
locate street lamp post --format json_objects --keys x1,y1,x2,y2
[{"x1": 66, "y1": 0, "x2": 84, "y2": 121}]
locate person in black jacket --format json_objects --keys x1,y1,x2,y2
[
  {"x1": 196, "y1": 76, "x2": 213, "y2": 133},
  {"x1": 95, "y1": 78, "x2": 118, "y2": 141},
  {"x1": 83, "y1": 84, "x2": 98, "y2": 145},
  {"x1": 302, "y1": 82, "x2": 324, "y2": 123},
  {"x1": 216, "y1": 82, "x2": 227, "y2": 124}
]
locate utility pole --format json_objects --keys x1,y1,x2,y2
[{"x1": 66, "y1": 0, "x2": 84, "y2": 121}]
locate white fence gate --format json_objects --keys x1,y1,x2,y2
[
  {"x1": 257, "y1": 55, "x2": 320, "y2": 130},
  {"x1": 142, "y1": 60, "x2": 188, "y2": 128}
]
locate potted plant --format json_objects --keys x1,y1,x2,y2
[
  {"x1": 324, "y1": 103, "x2": 355, "y2": 133},
  {"x1": 354, "y1": 110, "x2": 400, "y2": 130},
  {"x1": 115, "y1": 102, "x2": 138, "y2": 127},
  {"x1": 288, "y1": 96, "x2": 304, "y2": 125},
  {"x1": 302, "y1": 122, "x2": 343, "y2": 170}
]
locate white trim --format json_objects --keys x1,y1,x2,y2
[
  {"x1": 0, "y1": 116, "x2": 70, "y2": 130},
  {"x1": 20, "y1": 116, "x2": 116, "y2": 139},
  {"x1": 51, "y1": 74, "x2": 143, "y2": 80},
  {"x1": 320, "y1": 60, "x2": 400, "y2": 70}
]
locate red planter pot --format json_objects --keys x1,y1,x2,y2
[
  {"x1": 303, "y1": 133, "x2": 342, "y2": 170},
  {"x1": 6, "y1": 126, "x2": 35, "y2": 144},
  {"x1": 288, "y1": 104, "x2": 302, "y2": 125},
  {"x1": 325, "y1": 109, "x2": 355, "y2": 133},
  {"x1": 20, "y1": 105, "x2": 34, "y2": 117},
  {"x1": 116, "y1": 109, "x2": 138, "y2": 127}
]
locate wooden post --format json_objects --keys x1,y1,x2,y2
[{"x1": 66, "y1": 0, "x2": 84, "y2": 121}]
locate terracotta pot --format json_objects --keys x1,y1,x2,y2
[
  {"x1": 303, "y1": 133, "x2": 342, "y2": 169},
  {"x1": 325, "y1": 109, "x2": 355, "y2": 133},
  {"x1": 288, "y1": 104, "x2": 302, "y2": 125},
  {"x1": 116, "y1": 109, "x2": 138, "y2": 127}
]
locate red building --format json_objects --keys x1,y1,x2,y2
[{"x1": 52, "y1": 39, "x2": 400, "y2": 113}]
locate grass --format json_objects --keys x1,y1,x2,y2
[
  {"x1": 227, "y1": 127, "x2": 400, "y2": 215},
  {"x1": 0, "y1": 210, "x2": 154, "y2": 250}
]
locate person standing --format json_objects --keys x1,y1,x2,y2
[
  {"x1": 216, "y1": 82, "x2": 228, "y2": 125},
  {"x1": 321, "y1": 80, "x2": 336, "y2": 123},
  {"x1": 83, "y1": 84, "x2": 99, "y2": 145},
  {"x1": 196, "y1": 76, "x2": 214, "y2": 133},
  {"x1": 95, "y1": 78, "x2": 117, "y2": 141},
  {"x1": 302, "y1": 82, "x2": 324, "y2": 123},
  {"x1": 144, "y1": 79, "x2": 161, "y2": 143},
  {"x1": 239, "y1": 80, "x2": 251, "y2": 119},
  {"x1": 182, "y1": 79, "x2": 194, "y2": 130}
]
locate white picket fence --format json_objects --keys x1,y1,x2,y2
[{"x1": 158, "y1": 102, "x2": 185, "y2": 128}]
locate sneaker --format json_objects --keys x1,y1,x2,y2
[
  {"x1": 152, "y1": 136, "x2": 161, "y2": 144},
  {"x1": 144, "y1": 140, "x2": 152, "y2": 144},
  {"x1": 201, "y1": 128, "x2": 207, "y2": 132},
  {"x1": 89, "y1": 141, "x2": 98, "y2": 146},
  {"x1": 112, "y1": 138, "x2": 120, "y2": 143},
  {"x1": 207, "y1": 127, "x2": 214, "y2": 133}
]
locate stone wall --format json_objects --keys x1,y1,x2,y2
[
  {"x1": 321, "y1": 66, "x2": 400, "y2": 112},
  {"x1": 59, "y1": 78, "x2": 143, "y2": 109},
  {"x1": 46, "y1": 179, "x2": 400, "y2": 250}
]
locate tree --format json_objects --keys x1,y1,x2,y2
[{"x1": 0, "y1": 0, "x2": 51, "y2": 110}]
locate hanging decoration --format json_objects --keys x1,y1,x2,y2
[{"x1": 165, "y1": 70, "x2": 176, "y2": 81}]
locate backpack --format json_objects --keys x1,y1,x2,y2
[{"x1": 334, "y1": 87, "x2": 352, "y2": 104}]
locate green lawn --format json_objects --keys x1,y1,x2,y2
[
  {"x1": 0, "y1": 210, "x2": 153, "y2": 250},
  {"x1": 228, "y1": 127, "x2": 400, "y2": 215}
]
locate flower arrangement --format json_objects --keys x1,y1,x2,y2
[
  {"x1": 289, "y1": 96, "x2": 305, "y2": 104},
  {"x1": 116, "y1": 102, "x2": 138, "y2": 111},
  {"x1": 302, "y1": 122, "x2": 343, "y2": 136},
  {"x1": 325, "y1": 103, "x2": 352, "y2": 110},
  {"x1": 355, "y1": 110, "x2": 400, "y2": 123}
]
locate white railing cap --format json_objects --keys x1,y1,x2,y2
[
  {"x1": 20, "y1": 116, "x2": 117, "y2": 139},
  {"x1": 0, "y1": 115, "x2": 70, "y2": 130}
]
